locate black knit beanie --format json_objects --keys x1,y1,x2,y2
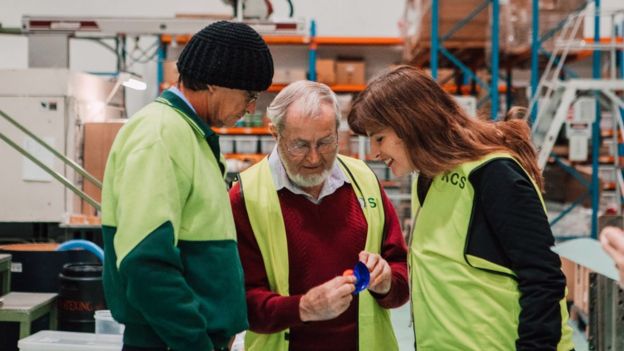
[{"x1": 177, "y1": 21, "x2": 274, "y2": 91}]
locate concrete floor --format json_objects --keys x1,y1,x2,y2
[
  {"x1": 233, "y1": 303, "x2": 589, "y2": 350},
  {"x1": 390, "y1": 304, "x2": 589, "y2": 351}
]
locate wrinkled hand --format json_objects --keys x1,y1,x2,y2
[
  {"x1": 600, "y1": 226, "x2": 624, "y2": 287},
  {"x1": 359, "y1": 251, "x2": 392, "y2": 295},
  {"x1": 299, "y1": 276, "x2": 356, "y2": 322}
]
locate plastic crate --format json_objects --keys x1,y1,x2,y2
[
  {"x1": 234, "y1": 136, "x2": 258, "y2": 154},
  {"x1": 18, "y1": 330, "x2": 122, "y2": 351},
  {"x1": 260, "y1": 136, "x2": 276, "y2": 154},
  {"x1": 219, "y1": 136, "x2": 235, "y2": 154}
]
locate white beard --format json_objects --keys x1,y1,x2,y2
[
  {"x1": 286, "y1": 166, "x2": 333, "y2": 188},
  {"x1": 281, "y1": 152, "x2": 336, "y2": 188}
]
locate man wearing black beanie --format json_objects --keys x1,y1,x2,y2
[{"x1": 101, "y1": 21, "x2": 274, "y2": 351}]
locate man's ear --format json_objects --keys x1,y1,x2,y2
[{"x1": 269, "y1": 123, "x2": 278, "y2": 140}]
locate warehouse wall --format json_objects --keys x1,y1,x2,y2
[
  {"x1": 0, "y1": 0, "x2": 405, "y2": 70},
  {"x1": 0, "y1": 0, "x2": 404, "y2": 111}
]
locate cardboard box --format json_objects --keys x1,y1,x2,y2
[
  {"x1": 82, "y1": 121, "x2": 125, "y2": 215},
  {"x1": 543, "y1": 163, "x2": 568, "y2": 203},
  {"x1": 419, "y1": 0, "x2": 489, "y2": 43},
  {"x1": 543, "y1": 163, "x2": 599, "y2": 208},
  {"x1": 316, "y1": 59, "x2": 336, "y2": 85},
  {"x1": 561, "y1": 257, "x2": 575, "y2": 302},
  {"x1": 598, "y1": 215, "x2": 624, "y2": 233},
  {"x1": 336, "y1": 61, "x2": 365, "y2": 85},
  {"x1": 573, "y1": 264, "x2": 589, "y2": 316},
  {"x1": 273, "y1": 68, "x2": 307, "y2": 84},
  {"x1": 564, "y1": 165, "x2": 600, "y2": 208},
  {"x1": 423, "y1": 68, "x2": 455, "y2": 84}
]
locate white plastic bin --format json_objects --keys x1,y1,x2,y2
[
  {"x1": 219, "y1": 135, "x2": 235, "y2": 154},
  {"x1": 95, "y1": 310, "x2": 124, "y2": 335},
  {"x1": 18, "y1": 330, "x2": 122, "y2": 351},
  {"x1": 260, "y1": 136, "x2": 276, "y2": 154},
  {"x1": 350, "y1": 136, "x2": 370, "y2": 157},
  {"x1": 235, "y1": 136, "x2": 258, "y2": 154},
  {"x1": 368, "y1": 162, "x2": 388, "y2": 181}
]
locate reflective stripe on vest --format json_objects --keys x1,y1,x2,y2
[
  {"x1": 409, "y1": 152, "x2": 574, "y2": 350},
  {"x1": 240, "y1": 154, "x2": 398, "y2": 351}
]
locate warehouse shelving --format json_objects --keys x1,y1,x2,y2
[
  {"x1": 529, "y1": 3, "x2": 624, "y2": 347},
  {"x1": 212, "y1": 127, "x2": 270, "y2": 135},
  {"x1": 529, "y1": 1, "x2": 624, "y2": 240},
  {"x1": 158, "y1": 22, "x2": 407, "y2": 181},
  {"x1": 423, "y1": 0, "x2": 501, "y2": 118}
]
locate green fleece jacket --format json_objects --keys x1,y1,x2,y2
[{"x1": 101, "y1": 90, "x2": 247, "y2": 350}]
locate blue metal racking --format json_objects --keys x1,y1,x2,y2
[
  {"x1": 529, "y1": 1, "x2": 624, "y2": 239},
  {"x1": 429, "y1": 0, "x2": 500, "y2": 119},
  {"x1": 591, "y1": 0, "x2": 602, "y2": 239},
  {"x1": 529, "y1": 0, "x2": 600, "y2": 238}
]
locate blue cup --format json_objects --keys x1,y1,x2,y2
[{"x1": 353, "y1": 261, "x2": 370, "y2": 294}]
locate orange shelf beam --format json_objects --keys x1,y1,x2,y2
[
  {"x1": 331, "y1": 84, "x2": 367, "y2": 92},
  {"x1": 269, "y1": 84, "x2": 366, "y2": 93},
  {"x1": 582, "y1": 37, "x2": 624, "y2": 44},
  {"x1": 161, "y1": 34, "x2": 309, "y2": 45},
  {"x1": 572, "y1": 37, "x2": 624, "y2": 59},
  {"x1": 161, "y1": 34, "x2": 192, "y2": 45},
  {"x1": 380, "y1": 180, "x2": 401, "y2": 188},
  {"x1": 162, "y1": 35, "x2": 402, "y2": 46},
  {"x1": 213, "y1": 127, "x2": 270, "y2": 135},
  {"x1": 264, "y1": 35, "x2": 310, "y2": 45},
  {"x1": 268, "y1": 84, "x2": 287, "y2": 92},
  {"x1": 314, "y1": 37, "x2": 403, "y2": 46},
  {"x1": 224, "y1": 153, "x2": 267, "y2": 160},
  {"x1": 271, "y1": 83, "x2": 489, "y2": 95}
]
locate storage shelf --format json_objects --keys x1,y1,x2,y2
[
  {"x1": 380, "y1": 180, "x2": 401, "y2": 188},
  {"x1": 264, "y1": 35, "x2": 310, "y2": 45},
  {"x1": 313, "y1": 37, "x2": 403, "y2": 46},
  {"x1": 224, "y1": 153, "x2": 267, "y2": 162},
  {"x1": 161, "y1": 35, "x2": 402, "y2": 46},
  {"x1": 331, "y1": 84, "x2": 367, "y2": 92},
  {"x1": 269, "y1": 84, "x2": 367, "y2": 93},
  {"x1": 268, "y1": 84, "x2": 287, "y2": 92},
  {"x1": 213, "y1": 127, "x2": 270, "y2": 135},
  {"x1": 161, "y1": 34, "x2": 310, "y2": 45}
]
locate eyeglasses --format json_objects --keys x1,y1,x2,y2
[
  {"x1": 206, "y1": 85, "x2": 258, "y2": 105},
  {"x1": 283, "y1": 137, "x2": 338, "y2": 157},
  {"x1": 246, "y1": 90, "x2": 259, "y2": 105}
]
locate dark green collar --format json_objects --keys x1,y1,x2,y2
[{"x1": 156, "y1": 90, "x2": 225, "y2": 175}]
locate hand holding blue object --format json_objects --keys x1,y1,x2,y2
[{"x1": 342, "y1": 261, "x2": 370, "y2": 294}]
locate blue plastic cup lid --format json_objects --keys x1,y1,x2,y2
[{"x1": 353, "y1": 261, "x2": 370, "y2": 294}]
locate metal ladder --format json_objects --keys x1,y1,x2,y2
[
  {"x1": 529, "y1": 7, "x2": 587, "y2": 169},
  {"x1": 529, "y1": 6, "x2": 624, "y2": 215}
]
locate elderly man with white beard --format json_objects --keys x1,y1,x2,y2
[{"x1": 228, "y1": 80, "x2": 409, "y2": 351}]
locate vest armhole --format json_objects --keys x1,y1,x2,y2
[
  {"x1": 238, "y1": 178, "x2": 245, "y2": 204},
  {"x1": 463, "y1": 156, "x2": 519, "y2": 280},
  {"x1": 337, "y1": 156, "x2": 388, "y2": 250}
]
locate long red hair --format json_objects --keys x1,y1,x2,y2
[{"x1": 348, "y1": 65, "x2": 543, "y2": 191}]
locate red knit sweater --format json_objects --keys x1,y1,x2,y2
[{"x1": 229, "y1": 182, "x2": 409, "y2": 351}]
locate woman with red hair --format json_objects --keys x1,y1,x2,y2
[{"x1": 348, "y1": 65, "x2": 574, "y2": 350}]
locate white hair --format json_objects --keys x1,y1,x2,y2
[{"x1": 266, "y1": 80, "x2": 341, "y2": 134}]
